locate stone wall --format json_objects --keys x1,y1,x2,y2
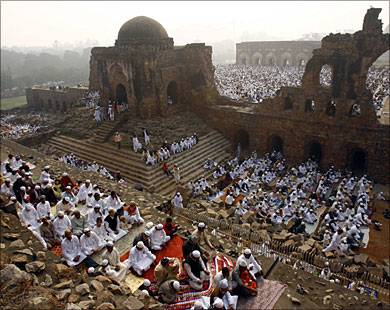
[
  {"x1": 26, "y1": 87, "x2": 87, "y2": 111},
  {"x1": 236, "y1": 41, "x2": 321, "y2": 66}
]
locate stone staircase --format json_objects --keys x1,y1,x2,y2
[
  {"x1": 92, "y1": 112, "x2": 130, "y2": 143},
  {"x1": 48, "y1": 130, "x2": 232, "y2": 197}
]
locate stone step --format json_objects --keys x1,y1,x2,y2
[{"x1": 150, "y1": 139, "x2": 231, "y2": 190}]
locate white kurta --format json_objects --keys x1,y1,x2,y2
[
  {"x1": 237, "y1": 254, "x2": 262, "y2": 279},
  {"x1": 61, "y1": 235, "x2": 86, "y2": 266},
  {"x1": 172, "y1": 194, "x2": 183, "y2": 208},
  {"x1": 128, "y1": 246, "x2": 155, "y2": 276},
  {"x1": 36, "y1": 201, "x2": 51, "y2": 219},
  {"x1": 53, "y1": 216, "x2": 72, "y2": 238},
  {"x1": 104, "y1": 196, "x2": 124, "y2": 211},
  {"x1": 149, "y1": 228, "x2": 171, "y2": 250},
  {"x1": 93, "y1": 224, "x2": 113, "y2": 243},
  {"x1": 323, "y1": 232, "x2": 342, "y2": 252},
  {"x1": 87, "y1": 209, "x2": 104, "y2": 227},
  {"x1": 77, "y1": 183, "x2": 92, "y2": 202},
  {"x1": 20, "y1": 207, "x2": 40, "y2": 230},
  {"x1": 80, "y1": 231, "x2": 103, "y2": 255},
  {"x1": 104, "y1": 265, "x2": 127, "y2": 283},
  {"x1": 124, "y1": 207, "x2": 144, "y2": 224}
]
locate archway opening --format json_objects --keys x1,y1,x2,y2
[
  {"x1": 305, "y1": 142, "x2": 322, "y2": 163},
  {"x1": 237, "y1": 129, "x2": 250, "y2": 150},
  {"x1": 349, "y1": 103, "x2": 361, "y2": 117},
  {"x1": 116, "y1": 84, "x2": 128, "y2": 104},
  {"x1": 283, "y1": 58, "x2": 290, "y2": 66},
  {"x1": 270, "y1": 135, "x2": 283, "y2": 154},
  {"x1": 167, "y1": 81, "x2": 178, "y2": 104},
  {"x1": 366, "y1": 51, "x2": 389, "y2": 116},
  {"x1": 284, "y1": 96, "x2": 293, "y2": 110},
  {"x1": 299, "y1": 59, "x2": 306, "y2": 67},
  {"x1": 349, "y1": 148, "x2": 367, "y2": 174},
  {"x1": 253, "y1": 57, "x2": 261, "y2": 66},
  {"x1": 267, "y1": 57, "x2": 275, "y2": 66},
  {"x1": 326, "y1": 100, "x2": 336, "y2": 116},
  {"x1": 305, "y1": 99, "x2": 315, "y2": 112},
  {"x1": 319, "y1": 64, "x2": 333, "y2": 87}
]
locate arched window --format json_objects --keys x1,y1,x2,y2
[
  {"x1": 305, "y1": 99, "x2": 315, "y2": 112},
  {"x1": 284, "y1": 96, "x2": 293, "y2": 110},
  {"x1": 319, "y1": 64, "x2": 333, "y2": 87},
  {"x1": 299, "y1": 59, "x2": 306, "y2": 66},
  {"x1": 270, "y1": 135, "x2": 283, "y2": 154},
  {"x1": 237, "y1": 129, "x2": 250, "y2": 150},
  {"x1": 326, "y1": 100, "x2": 336, "y2": 116},
  {"x1": 366, "y1": 54, "x2": 389, "y2": 113},
  {"x1": 167, "y1": 81, "x2": 178, "y2": 104},
  {"x1": 116, "y1": 84, "x2": 128, "y2": 104},
  {"x1": 305, "y1": 142, "x2": 322, "y2": 163},
  {"x1": 349, "y1": 148, "x2": 367, "y2": 174}
]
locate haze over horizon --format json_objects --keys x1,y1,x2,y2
[{"x1": 1, "y1": 1, "x2": 389, "y2": 49}]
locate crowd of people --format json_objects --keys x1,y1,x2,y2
[
  {"x1": 0, "y1": 152, "x2": 268, "y2": 308},
  {"x1": 215, "y1": 64, "x2": 389, "y2": 113},
  {"x1": 58, "y1": 153, "x2": 123, "y2": 182},
  {"x1": 0, "y1": 113, "x2": 45, "y2": 140},
  {"x1": 173, "y1": 150, "x2": 385, "y2": 259}
]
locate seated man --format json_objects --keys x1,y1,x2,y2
[
  {"x1": 88, "y1": 205, "x2": 104, "y2": 228},
  {"x1": 104, "y1": 191, "x2": 124, "y2": 213},
  {"x1": 183, "y1": 235, "x2": 202, "y2": 260},
  {"x1": 218, "y1": 279, "x2": 238, "y2": 310},
  {"x1": 163, "y1": 217, "x2": 179, "y2": 238},
  {"x1": 104, "y1": 208, "x2": 127, "y2": 241},
  {"x1": 213, "y1": 267, "x2": 232, "y2": 297},
  {"x1": 39, "y1": 217, "x2": 61, "y2": 249},
  {"x1": 93, "y1": 216, "x2": 113, "y2": 243},
  {"x1": 236, "y1": 248, "x2": 263, "y2": 279},
  {"x1": 150, "y1": 223, "x2": 171, "y2": 250},
  {"x1": 102, "y1": 259, "x2": 127, "y2": 283},
  {"x1": 56, "y1": 197, "x2": 75, "y2": 215},
  {"x1": 103, "y1": 241, "x2": 127, "y2": 274},
  {"x1": 77, "y1": 179, "x2": 92, "y2": 205},
  {"x1": 53, "y1": 211, "x2": 72, "y2": 239},
  {"x1": 80, "y1": 228, "x2": 103, "y2": 256},
  {"x1": 36, "y1": 195, "x2": 51, "y2": 219},
  {"x1": 20, "y1": 203, "x2": 40, "y2": 230},
  {"x1": 133, "y1": 229, "x2": 152, "y2": 250},
  {"x1": 154, "y1": 257, "x2": 180, "y2": 285},
  {"x1": 184, "y1": 250, "x2": 210, "y2": 290},
  {"x1": 128, "y1": 241, "x2": 156, "y2": 276},
  {"x1": 158, "y1": 280, "x2": 181, "y2": 304},
  {"x1": 71, "y1": 210, "x2": 86, "y2": 237},
  {"x1": 232, "y1": 260, "x2": 257, "y2": 296},
  {"x1": 61, "y1": 229, "x2": 86, "y2": 266},
  {"x1": 123, "y1": 201, "x2": 144, "y2": 225},
  {"x1": 192, "y1": 222, "x2": 215, "y2": 251}
]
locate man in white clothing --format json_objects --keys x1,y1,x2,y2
[
  {"x1": 61, "y1": 229, "x2": 86, "y2": 266},
  {"x1": 80, "y1": 228, "x2": 103, "y2": 256},
  {"x1": 149, "y1": 223, "x2": 171, "y2": 250},
  {"x1": 103, "y1": 241, "x2": 127, "y2": 272},
  {"x1": 128, "y1": 241, "x2": 156, "y2": 276},
  {"x1": 20, "y1": 203, "x2": 40, "y2": 230},
  {"x1": 0, "y1": 179, "x2": 14, "y2": 196},
  {"x1": 88, "y1": 205, "x2": 104, "y2": 227},
  {"x1": 102, "y1": 259, "x2": 127, "y2": 283},
  {"x1": 237, "y1": 248, "x2": 263, "y2": 279},
  {"x1": 323, "y1": 229, "x2": 343, "y2": 253},
  {"x1": 104, "y1": 191, "x2": 124, "y2": 211},
  {"x1": 53, "y1": 211, "x2": 72, "y2": 238},
  {"x1": 172, "y1": 192, "x2": 183, "y2": 208},
  {"x1": 36, "y1": 195, "x2": 51, "y2": 219},
  {"x1": 77, "y1": 180, "x2": 92, "y2": 204}
]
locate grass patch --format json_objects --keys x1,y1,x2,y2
[{"x1": 0, "y1": 96, "x2": 27, "y2": 110}]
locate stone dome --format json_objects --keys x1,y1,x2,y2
[{"x1": 117, "y1": 16, "x2": 169, "y2": 43}]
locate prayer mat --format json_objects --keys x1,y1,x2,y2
[
  {"x1": 51, "y1": 245, "x2": 62, "y2": 257},
  {"x1": 124, "y1": 273, "x2": 145, "y2": 294},
  {"x1": 237, "y1": 279, "x2": 287, "y2": 310}
]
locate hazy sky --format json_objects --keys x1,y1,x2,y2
[{"x1": 1, "y1": 1, "x2": 389, "y2": 48}]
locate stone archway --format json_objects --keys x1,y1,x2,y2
[
  {"x1": 116, "y1": 84, "x2": 128, "y2": 104},
  {"x1": 349, "y1": 148, "x2": 367, "y2": 174},
  {"x1": 296, "y1": 53, "x2": 308, "y2": 67},
  {"x1": 251, "y1": 52, "x2": 263, "y2": 66},
  {"x1": 280, "y1": 52, "x2": 293, "y2": 66},
  {"x1": 167, "y1": 81, "x2": 178, "y2": 104},
  {"x1": 236, "y1": 129, "x2": 250, "y2": 150},
  {"x1": 269, "y1": 135, "x2": 284, "y2": 154},
  {"x1": 238, "y1": 53, "x2": 250, "y2": 65},
  {"x1": 265, "y1": 53, "x2": 276, "y2": 66},
  {"x1": 305, "y1": 141, "x2": 322, "y2": 162}
]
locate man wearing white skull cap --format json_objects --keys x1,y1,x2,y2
[
  {"x1": 128, "y1": 241, "x2": 156, "y2": 276},
  {"x1": 150, "y1": 223, "x2": 171, "y2": 250},
  {"x1": 158, "y1": 279, "x2": 181, "y2": 303},
  {"x1": 237, "y1": 248, "x2": 263, "y2": 279},
  {"x1": 184, "y1": 250, "x2": 210, "y2": 290}
]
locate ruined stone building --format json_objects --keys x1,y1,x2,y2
[
  {"x1": 88, "y1": 16, "x2": 215, "y2": 118},
  {"x1": 236, "y1": 41, "x2": 321, "y2": 66},
  {"x1": 25, "y1": 86, "x2": 88, "y2": 111},
  {"x1": 196, "y1": 8, "x2": 390, "y2": 183}
]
